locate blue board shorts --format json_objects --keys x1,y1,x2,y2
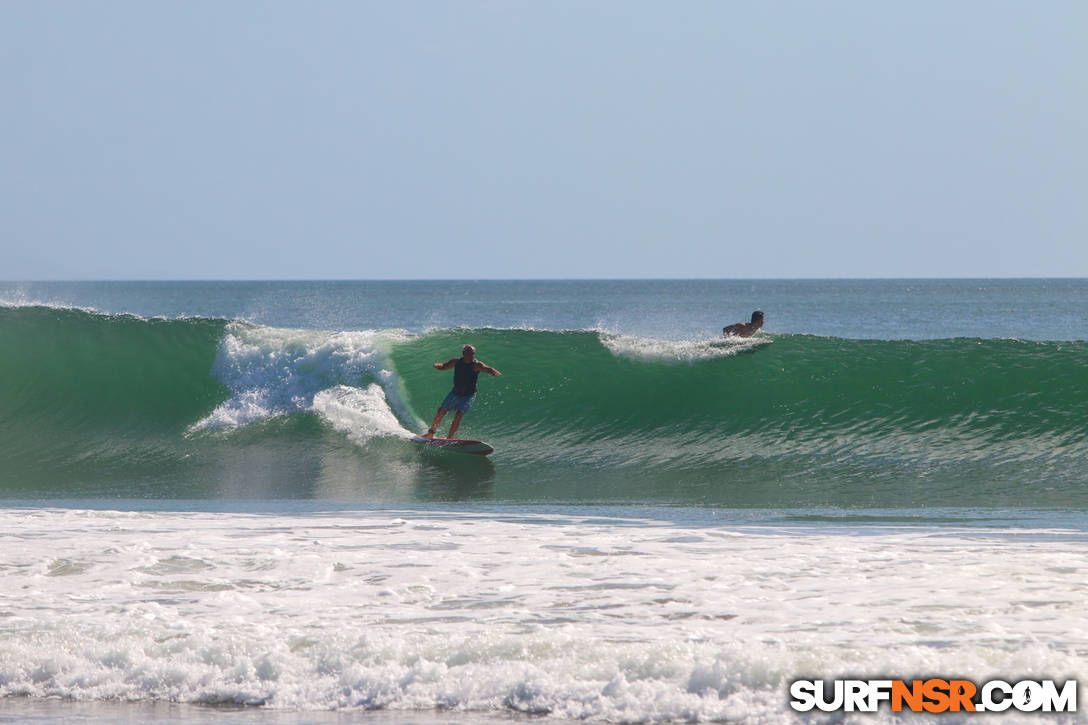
[{"x1": 440, "y1": 390, "x2": 476, "y2": 414}]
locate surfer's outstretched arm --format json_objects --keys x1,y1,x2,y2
[
  {"x1": 475, "y1": 361, "x2": 502, "y2": 376},
  {"x1": 433, "y1": 358, "x2": 458, "y2": 371}
]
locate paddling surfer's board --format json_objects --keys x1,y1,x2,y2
[
  {"x1": 710, "y1": 337, "x2": 773, "y2": 352},
  {"x1": 410, "y1": 436, "x2": 494, "y2": 456}
]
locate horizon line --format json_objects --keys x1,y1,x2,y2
[{"x1": 5, "y1": 276, "x2": 1088, "y2": 284}]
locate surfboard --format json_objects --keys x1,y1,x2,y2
[
  {"x1": 410, "y1": 436, "x2": 494, "y2": 456},
  {"x1": 710, "y1": 337, "x2": 773, "y2": 352}
]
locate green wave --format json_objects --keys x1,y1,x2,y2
[
  {"x1": 391, "y1": 328, "x2": 1088, "y2": 506},
  {"x1": 392, "y1": 328, "x2": 1088, "y2": 464},
  {"x1": 0, "y1": 306, "x2": 229, "y2": 494},
  {"x1": 3, "y1": 308, "x2": 1087, "y2": 505}
]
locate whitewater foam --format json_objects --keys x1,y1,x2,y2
[
  {"x1": 599, "y1": 332, "x2": 772, "y2": 363},
  {"x1": 2, "y1": 507, "x2": 1086, "y2": 722},
  {"x1": 193, "y1": 323, "x2": 417, "y2": 440},
  {"x1": 312, "y1": 384, "x2": 414, "y2": 442}
]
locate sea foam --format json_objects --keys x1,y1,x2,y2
[
  {"x1": 193, "y1": 323, "x2": 417, "y2": 438},
  {"x1": 2, "y1": 507, "x2": 1085, "y2": 722},
  {"x1": 599, "y1": 332, "x2": 772, "y2": 363}
]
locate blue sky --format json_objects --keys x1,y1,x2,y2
[{"x1": 2, "y1": 2, "x2": 1084, "y2": 279}]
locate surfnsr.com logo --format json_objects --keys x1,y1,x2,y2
[{"x1": 789, "y1": 679, "x2": 1077, "y2": 713}]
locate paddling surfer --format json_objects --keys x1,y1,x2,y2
[
  {"x1": 422, "y1": 345, "x2": 502, "y2": 439},
  {"x1": 723, "y1": 310, "x2": 764, "y2": 338}
]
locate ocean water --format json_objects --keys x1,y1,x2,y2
[{"x1": 1, "y1": 279, "x2": 1087, "y2": 724}]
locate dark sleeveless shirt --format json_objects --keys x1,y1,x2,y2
[{"x1": 453, "y1": 358, "x2": 479, "y2": 396}]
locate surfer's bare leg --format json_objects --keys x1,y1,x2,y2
[
  {"x1": 447, "y1": 411, "x2": 465, "y2": 439},
  {"x1": 425, "y1": 409, "x2": 448, "y2": 438}
]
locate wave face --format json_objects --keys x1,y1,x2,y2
[
  {"x1": 3, "y1": 306, "x2": 1088, "y2": 506},
  {"x1": 393, "y1": 328, "x2": 1088, "y2": 505},
  {"x1": 0, "y1": 307, "x2": 228, "y2": 495}
]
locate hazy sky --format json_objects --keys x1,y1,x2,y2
[{"x1": 2, "y1": 2, "x2": 1084, "y2": 279}]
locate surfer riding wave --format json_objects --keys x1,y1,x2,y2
[{"x1": 422, "y1": 344, "x2": 502, "y2": 439}]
